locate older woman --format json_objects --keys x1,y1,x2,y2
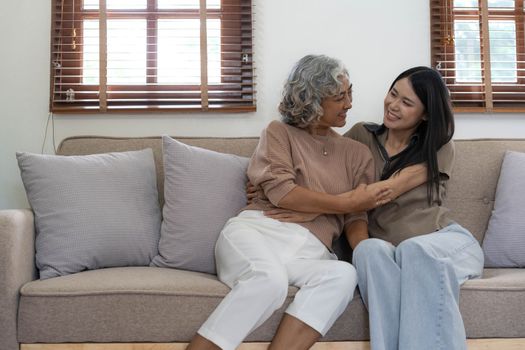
[{"x1": 187, "y1": 55, "x2": 390, "y2": 350}]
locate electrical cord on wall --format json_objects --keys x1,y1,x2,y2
[{"x1": 41, "y1": 112, "x2": 57, "y2": 155}]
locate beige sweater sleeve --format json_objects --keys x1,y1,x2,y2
[
  {"x1": 343, "y1": 143, "x2": 377, "y2": 227},
  {"x1": 247, "y1": 121, "x2": 298, "y2": 206}
]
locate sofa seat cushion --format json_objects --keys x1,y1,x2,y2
[
  {"x1": 460, "y1": 268, "x2": 525, "y2": 338},
  {"x1": 18, "y1": 267, "x2": 525, "y2": 343},
  {"x1": 17, "y1": 266, "x2": 369, "y2": 343}
]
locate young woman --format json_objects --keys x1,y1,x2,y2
[
  {"x1": 264, "y1": 66, "x2": 484, "y2": 350},
  {"x1": 347, "y1": 67, "x2": 484, "y2": 350},
  {"x1": 186, "y1": 55, "x2": 391, "y2": 350}
]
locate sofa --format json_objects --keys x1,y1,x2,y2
[{"x1": 1, "y1": 135, "x2": 525, "y2": 350}]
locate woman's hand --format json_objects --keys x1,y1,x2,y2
[
  {"x1": 366, "y1": 182, "x2": 395, "y2": 203},
  {"x1": 263, "y1": 208, "x2": 320, "y2": 222},
  {"x1": 341, "y1": 183, "x2": 392, "y2": 212},
  {"x1": 246, "y1": 181, "x2": 258, "y2": 204}
]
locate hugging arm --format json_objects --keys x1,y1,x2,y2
[
  {"x1": 249, "y1": 121, "x2": 392, "y2": 216},
  {"x1": 261, "y1": 183, "x2": 391, "y2": 222},
  {"x1": 373, "y1": 141, "x2": 455, "y2": 200},
  {"x1": 259, "y1": 164, "x2": 424, "y2": 223},
  {"x1": 277, "y1": 183, "x2": 391, "y2": 214},
  {"x1": 367, "y1": 163, "x2": 428, "y2": 200}
]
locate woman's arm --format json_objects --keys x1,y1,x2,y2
[
  {"x1": 277, "y1": 183, "x2": 391, "y2": 214},
  {"x1": 272, "y1": 163, "x2": 425, "y2": 216},
  {"x1": 248, "y1": 181, "x2": 389, "y2": 221},
  {"x1": 345, "y1": 219, "x2": 369, "y2": 250},
  {"x1": 367, "y1": 163, "x2": 427, "y2": 200},
  {"x1": 250, "y1": 121, "x2": 392, "y2": 215},
  {"x1": 345, "y1": 123, "x2": 428, "y2": 200},
  {"x1": 254, "y1": 163, "x2": 423, "y2": 220}
]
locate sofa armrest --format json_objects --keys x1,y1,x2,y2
[{"x1": 0, "y1": 209, "x2": 37, "y2": 350}]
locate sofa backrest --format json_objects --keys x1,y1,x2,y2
[
  {"x1": 57, "y1": 136, "x2": 525, "y2": 244},
  {"x1": 57, "y1": 136, "x2": 259, "y2": 207},
  {"x1": 444, "y1": 139, "x2": 525, "y2": 243}
]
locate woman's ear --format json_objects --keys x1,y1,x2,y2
[{"x1": 422, "y1": 114, "x2": 428, "y2": 121}]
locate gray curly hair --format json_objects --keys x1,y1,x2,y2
[{"x1": 279, "y1": 55, "x2": 349, "y2": 128}]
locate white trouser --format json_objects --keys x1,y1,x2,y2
[{"x1": 198, "y1": 210, "x2": 357, "y2": 350}]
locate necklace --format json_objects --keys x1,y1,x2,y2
[{"x1": 322, "y1": 146, "x2": 328, "y2": 156}]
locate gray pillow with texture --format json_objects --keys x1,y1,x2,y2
[
  {"x1": 17, "y1": 149, "x2": 161, "y2": 279},
  {"x1": 151, "y1": 136, "x2": 249, "y2": 274},
  {"x1": 482, "y1": 151, "x2": 525, "y2": 267}
]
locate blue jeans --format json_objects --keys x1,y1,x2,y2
[{"x1": 352, "y1": 223, "x2": 484, "y2": 350}]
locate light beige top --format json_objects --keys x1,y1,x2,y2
[
  {"x1": 244, "y1": 120, "x2": 376, "y2": 249},
  {"x1": 345, "y1": 122, "x2": 455, "y2": 245}
]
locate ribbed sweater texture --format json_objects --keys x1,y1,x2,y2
[{"x1": 244, "y1": 120, "x2": 376, "y2": 248}]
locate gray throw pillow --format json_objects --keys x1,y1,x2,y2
[
  {"x1": 17, "y1": 149, "x2": 161, "y2": 279},
  {"x1": 151, "y1": 136, "x2": 249, "y2": 274},
  {"x1": 482, "y1": 151, "x2": 525, "y2": 267}
]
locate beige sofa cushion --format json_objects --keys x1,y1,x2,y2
[
  {"x1": 18, "y1": 267, "x2": 525, "y2": 342},
  {"x1": 17, "y1": 266, "x2": 369, "y2": 343},
  {"x1": 460, "y1": 269, "x2": 525, "y2": 338}
]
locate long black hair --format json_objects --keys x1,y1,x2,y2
[{"x1": 382, "y1": 66, "x2": 454, "y2": 204}]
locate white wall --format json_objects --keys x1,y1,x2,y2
[{"x1": 1, "y1": 0, "x2": 525, "y2": 209}]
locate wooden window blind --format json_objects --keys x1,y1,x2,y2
[
  {"x1": 431, "y1": 0, "x2": 525, "y2": 112},
  {"x1": 50, "y1": 0, "x2": 255, "y2": 113}
]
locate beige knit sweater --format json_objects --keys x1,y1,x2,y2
[{"x1": 244, "y1": 120, "x2": 376, "y2": 249}]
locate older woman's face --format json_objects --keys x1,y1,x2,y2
[{"x1": 315, "y1": 76, "x2": 352, "y2": 134}]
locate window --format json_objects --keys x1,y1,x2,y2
[
  {"x1": 50, "y1": 0, "x2": 255, "y2": 113},
  {"x1": 431, "y1": 0, "x2": 525, "y2": 112}
]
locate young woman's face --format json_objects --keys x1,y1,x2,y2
[
  {"x1": 383, "y1": 77, "x2": 426, "y2": 133},
  {"x1": 317, "y1": 76, "x2": 352, "y2": 132}
]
